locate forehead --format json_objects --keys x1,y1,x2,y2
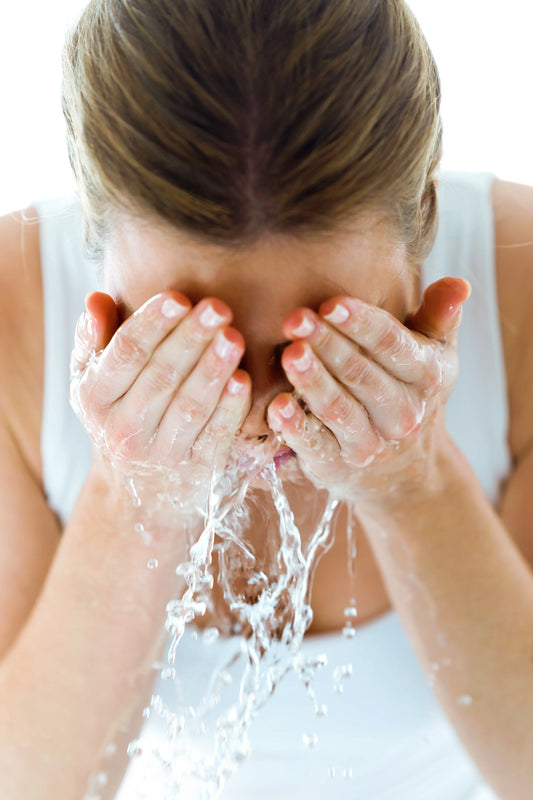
[{"x1": 103, "y1": 209, "x2": 409, "y2": 308}]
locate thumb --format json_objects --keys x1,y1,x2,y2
[
  {"x1": 406, "y1": 277, "x2": 471, "y2": 342},
  {"x1": 85, "y1": 291, "x2": 120, "y2": 350},
  {"x1": 71, "y1": 291, "x2": 119, "y2": 375}
]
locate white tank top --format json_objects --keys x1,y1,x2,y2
[{"x1": 32, "y1": 172, "x2": 507, "y2": 800}]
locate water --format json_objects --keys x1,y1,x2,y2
[{"x1": 86, "y1": 432, "x2": 349, "y2": 800}]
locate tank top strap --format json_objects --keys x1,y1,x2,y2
[
  {"x1": 32, "y1": 196, "x2": 98, "y2": 526},
  {"x1": 423, "y1": 171, "x2": 512, "y2": 505}
]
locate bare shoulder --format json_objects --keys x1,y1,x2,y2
[
  {"x1": 0, "y1": 207, "x2": 44, "y2": 484},
  {"x1": 492, "y1": 178, "x2": 533, "y2": 463}
]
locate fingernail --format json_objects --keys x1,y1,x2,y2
[
  {"x1": 291, "y1": 346, "x2": 314, "y2": 373},
  {"x1": 278, "y1": 399, "x2": 296, "y2": 419},
  {"x1": 199, "y1": 303, "x2": 226, "y2": 329},
  {"x1": 161, "y1": 297, "x2": 188, "y2": 319},
  {"x1": 226, "y1": 376, "x2": 246, "y2": 396},
  {"x1": 322, "y1": 303, "x2": 350, "y2": 324},
  {"x1": 291, "y1": 315, "x2": 315, "y2": 338},
  {"x1": 214, "y1": 332, "x2": 237, "y2": 359}
]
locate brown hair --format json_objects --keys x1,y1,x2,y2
[{"x1": 62, "y1": 0, "x2": 442, "y2": 263}]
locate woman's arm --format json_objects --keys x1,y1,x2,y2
[
  {"x1": 359, "y1": 433, "x2": 533, "y2": 800},
  {"x1": 0, "y1": 213, "x2": 173, "y2": 798},
  {"x1": 266, "y1": 179, "x2": 533, "y2": 799},
  {"x1": 0, "y1": 210, "x2": 251, "y2": 799},
  {"x1": 353, "y1": 180, "x2": 533, "y2": 800}
]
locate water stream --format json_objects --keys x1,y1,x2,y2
[{"x1": 85, "y1": 434, "x2": 354, "y2": 800}]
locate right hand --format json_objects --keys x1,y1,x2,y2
[{"x1": 70, "y1": 290, "x2": 251, "y2": 515}]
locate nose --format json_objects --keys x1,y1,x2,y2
[{"x1": 238, "y1": 342, "x2": 292, "y2": 440}]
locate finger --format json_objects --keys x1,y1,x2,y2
[
  {"x1": 70, "y1": 292, "x2": 120, "y2": 376},
  {"x1": 405, "y1": 277, "x2": 471, "y2": 342},
  {"x1": 111, "y1": 300, "x2": 241, "y2": 445},
  {"x1": 150, "y1": 327, "x2": 245, "y2": 460},
  {"x1": 267, "y1": 393, "x2": 343, "y2": 472},
  {"x1": 92, "y1": 295, "x2": 229, "y2": 407},
  {"x1": 278, "y1": 343, "x2": 384, "y2": 464},
  {"x1": 283, "y1": 313, "x2": 428, "y2": 440},
  {"x1": 286, "y1": 301, "x2": 441, "y2": 389},
  {"x1": 85, "y1": 291, "x2": 120, "y2": 350},
  {"x1": 195, "y1": 370, "x2": 252, "y2": 469}
]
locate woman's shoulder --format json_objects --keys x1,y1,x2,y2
[
  {"x1": 0, "y1": 206, "x2": 44, "y2": 484},
  {"x1": 492, "y1": 177, "x2": 533, "y2": 463}
]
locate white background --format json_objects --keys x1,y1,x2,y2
[{"x1": 0, "y1": 0, "x2": 532, "y2": 215}]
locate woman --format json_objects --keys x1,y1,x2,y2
[{"x1": 0, "y1": 0, "x2": 531, "y2": 797}]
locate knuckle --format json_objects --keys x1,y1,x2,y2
[
  {"x1": 182, "y1": 321, "x2": 212, "y2": 350},
  {"x1": 171, "y1": 394, "x2": 207, "y2": 430},
  {"x1": 315, "y1": 325, "x2": 334, "y2": 350},
  {"x1": 377, "y1": 326, "x2": 404, "y2": 358},
  {"x1": 389, "y1": 402, "x2": 424, "y2": 439},
  {"x1": 104, "y1": 418, "x2": 144, "y2": 461},
  {"x1": 323, "y1": 393, "x2": 353, "y2": 426},
  {"x1": 75, "y1": 368, "x2": 107, "y2": 423},
  {"x1": 111, "y1": 331, "x2": 149, "y2": 367},
  {"x1": 423, "y1": 352, "x2": 445, "y2": 394},
  {"x1": 145, "y1": 361, "x2": 180, "y2": 394},
  {"x1": 342, "y1": 354, "x2": 373, "y2": 386}
]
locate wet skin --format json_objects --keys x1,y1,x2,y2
[
  {"x1": 77, "y1": 210, "x2": 469, "y2": 495},
  {"x1": 72, "y1": 210, "x2": 470, "y2": 629}
]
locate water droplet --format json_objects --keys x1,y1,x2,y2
[
  {"x1": 342, "y1": 767, "x2": 353, "y2": 780},
  {"x1": 147, "y1": 558, "x2": 158, "y2": 570},
  {"x1": 328, "y1": 766, "x2": 337, "y2": 780},
  {"x1": 127, "y1": 739, "x2": 143, "y2": 758},
  {"x1": 342, "y1": 625, "x2": 356, "y2": 640},
  {"x1": 332, "y1": 664, "x2": 353, "y2": 683},
  {"x1": 344, "y1": 606, "x2": 358, "y2": 618},
  {"x1": 220, "y1": 671, "x2": 232, "y2": 686},
  {"x1": 144, "y1": 435, "x2": 343, "y2": 794},
  {"x1": 142, "y1": 707, "x2": 151, "y2": 720},
  {"x1": 302, "y1": 732, "x2": 318, "y2": 749},
  {"x1": 203, "y1": 627, "x2": 220, "y2": 645},
  {"x1": 134, "y1": 523, "x2": 144, "y2": 534},
  {"x1": 333, "y1": 683, "x2": 344, "y2": 695},
  {"x1": 105, "y1": 742, "x2": 116, "y2": 757},
  {"x1": 458, "y1": 694, "x2": 473, "y2": 706},
  {"x1": 127, "y1": 477, "x2": 142, "y2": 507},
  {"x1": 161, "y1": 668, "x2": 176, "y2": 680}
]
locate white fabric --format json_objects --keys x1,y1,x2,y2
[
  {"x1": 33, "y1": 196, "x2": 98, "y2": 524},
  {"x1": 422, "y1": 172, "x2": 512, "y2": 506},
  {"x1": 33, "y1": 171, "x2": 509, "y2": 799}
]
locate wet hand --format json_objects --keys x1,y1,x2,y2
[
  {"x1": 267, "y1": 277, "x2": 471, "y2": 507},
  {"x1": 70, "y1": 290, "x2": 251, "y2": 511}
]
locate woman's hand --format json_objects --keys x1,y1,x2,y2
[
  {"x1": 70, "y1": 290, "x2": 251, "y2": 514},
  {"x1": 267, "y1": 277, "x2": 471, "y2": 510}
]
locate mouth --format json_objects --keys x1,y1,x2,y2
[{"x1": 273, "y1": 447, "x2": 297, "y2": 469}]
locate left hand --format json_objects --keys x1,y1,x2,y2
[{"x1": 267, "y1": 277, "x2": 471, "y2": 508}]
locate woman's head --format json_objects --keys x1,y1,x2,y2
[
  {"x1": 62, "y1": 0, "x2": 442, "y2": 434},
  {"x1": 62, "y1": 0, "x2": 442, "y2": 266}
]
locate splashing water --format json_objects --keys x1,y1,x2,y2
[{"x1": 90, "y1": 433, "x2": 347, "y2": 800}]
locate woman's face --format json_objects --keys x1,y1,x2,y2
[{"x1": 103, "y1": 211, "x2": 421, "y2": 439}]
